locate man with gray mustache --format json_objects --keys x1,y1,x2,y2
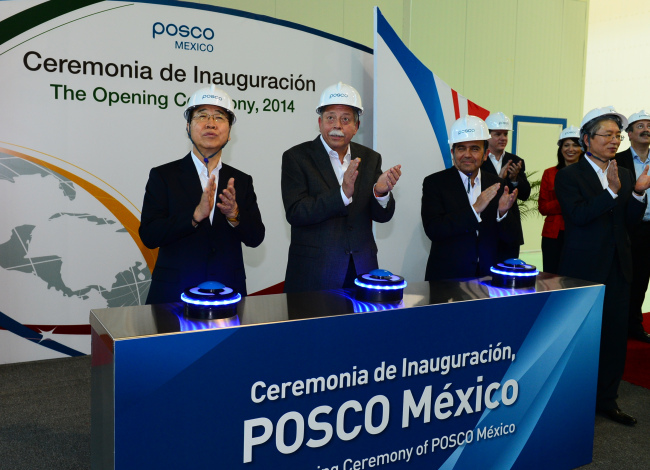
[
  {"x1": 281, "y1": 82, "x2": 402, "y2": 293},
  {"x1": 615, "y1": 110, "x2": 650, "y2": 343}
]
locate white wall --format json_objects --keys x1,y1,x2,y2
[{"x1": 585, "y1": 0, "x2": 650, "y2": 149}]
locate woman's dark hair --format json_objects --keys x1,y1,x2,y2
[{"x1": 556, "y1": 137, "x2": 583, "y2": 169}]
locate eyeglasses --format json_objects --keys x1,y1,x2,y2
[
  {"x1": 594, "y1": 133, "x2": 624, "y2": 142},
  {"x1": 192, "y1": 112, "x2": 228, "y2": 123}
]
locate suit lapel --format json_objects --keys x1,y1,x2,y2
[
  {"x1": 310, "y1": 136, "x2": 340, "y2": 190},
  {"x1": 179, "y1": 154, "x2": 203, "y2": 202},
  {"x1": 351, "y1": 143, "x2": 364, "y2": 201},
  {"x1": 482, "y1": 157, "x2": 497, "y2": 175},
  {"x1": 579, "y1": 156, "x2": 607, "y2": 195},
  {"x1": 621, "y1": 149, "x2": 634, "y2": 170},
  {"x1": 450, "y1": 168, "x2": 472, "y2": 209}
]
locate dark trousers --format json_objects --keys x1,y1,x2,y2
[
  {"x1": 541, "y1": 231, "x2": 564, "y2": 274},
  {"x1": 596, "y1": 255, "x2": 630, "y2": 411},
  {"x1": 342, "y1": 256, "x2": 357, "y2": 288},
  {"x1": 628, "y1": 221, "x2": 650, "y2": 335}
]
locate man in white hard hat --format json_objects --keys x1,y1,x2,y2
[
  {"x1": 422, "y1": 116, "x2": 518, "y2": 281},
  {"x1": 615, "y1": 110, "x2": 650, "y2": 343},
  {"x1": 482, "y1": 112, "x2": 530, "y2": 261},
  {"x1": 281, "y1": 82, "x2": 401, "y2": 293},
  {"x1": 556, "y1": 106, "x2": 650, "y2": 426},
  {"x1": 139, "y1": 85, "x2": 265, "y2": 304}
]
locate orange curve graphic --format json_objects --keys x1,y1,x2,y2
[{"x1": 0, "y1": 147, "x2": 158, "y2": 271}]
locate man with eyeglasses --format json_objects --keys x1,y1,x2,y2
[
  {"x1": 615, "y1": 111, "x2": 650, "y2": 344},
  {"x1": 139, "y1": 85, "x2": 265, "y2": 304},
  {"x1": 422, "y1": 116, "x2": 518, "y2": 281},
  {"x1": 556, "y1": 106, "x2": 650, "y2": 426},
  {"x1": 281, "y1": 82, "x2": 401, "y2": 293}
]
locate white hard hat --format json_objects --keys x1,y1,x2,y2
[
  {"x1": 580, "y1": 106, "x2": 627, "y2": 131},
  {"x1": 485, "y1": 112, "x2": 513, "y2": 131},
  {"x1": 557, "y1": 125, "x2": 580, "y2": 145},
  {"x1": 184, "y1": 85, "x2": 237, "y2": 124},
  {"x1": 627, "y1": 110, "x2": 650, "y2": 127},
  {"x1": 448, "y1": 115, "x2": 491, "y2": 145},
  {"x1": 316, "y1": 82, "x2": 363, "y2": 115}
]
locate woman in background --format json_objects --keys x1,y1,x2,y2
[{"x1": 538, "y1": 126, "x2": 583, "y2": 273}]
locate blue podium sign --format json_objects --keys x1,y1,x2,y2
[{"x1": 91, "y1": 277, "x2": 603, "y2": 469}]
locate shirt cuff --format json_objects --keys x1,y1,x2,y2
[
  {"x1": 471, "y1": 205, "x2": 482, "y2": 223},
  {"x1": 497, "y1": 211, "x2": 508, "y2": 222},
  {"x1": 373, "y1": 184, "x2": 390, "y2": 208},
  {"x1": 632, "y1": 190, "x2": 646, "y2": 202},
  {"x1": 607, "y1": 187, "x2": 619, "y2": 199},
  {"x1": 340, "y1": 187, "x2": 352, "y2": 206}
]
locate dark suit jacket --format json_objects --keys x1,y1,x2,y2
[
  {"x1": 481, "y1": 151, "x2": 530, "y2": 246},
  {"x1": 421, "y1": 167, "x2": 517, "y2": 281},
  {"x1": 614, "y1": 148, "x2": 634, "y2": 173},
  {"x1": 615, "y1": 147, "x2": 648, "y2": 219},
  {"x1": 139, "y1": 154, "x2": 265, "y2": 304},
  {"x1": 281, "y1": 136, "x2": 395, "y2": 293},
  {"x1": 555, "y1": 156, "x2": 644, "y2": 284}
]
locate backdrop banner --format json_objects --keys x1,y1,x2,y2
[
  {"x1": 0, "y1": 0, "x2": 372, "y2": 363},
  {"x1": 373, "y1": 7, "x2": 490, "y2": 284}
]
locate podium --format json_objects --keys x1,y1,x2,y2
[{"x1": 91, "y1": 274, "x2": 603, "y2": 469}]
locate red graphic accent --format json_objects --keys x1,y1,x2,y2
[
  {"x1": 468, "y1": 100, "x2": 490, "y2": 120},
  {"x1": 249, "y1": 282, "x2": 284, "y2": 296},
  {"x1": 452, "y1": 89, "x2": 460, "y2": 119}
]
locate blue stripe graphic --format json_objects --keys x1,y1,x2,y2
[
  {"x1": 0, "y1": 310, "x2": 84, "y2": 357},
  {"x1": 376, "y1": 8, "x2": 451, "y2": 168}
]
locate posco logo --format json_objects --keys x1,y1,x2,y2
[
  {"x1": 329, "y1": 93, "x2": 348, "y2": 98},
  {"x1": 201, "y1": 94, "x2": 222, "y2": 101},
  {"x1": 152, "y1": 22, "x2": 214, "y2": 40},
  {"x1": 457, "y1": 129, "x2": 475, "y2": 134}
]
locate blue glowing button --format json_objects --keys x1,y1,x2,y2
[
  {"x1": 181, "y1": 281, "x2": 241, "y2": 320},
  {"x1": 503, "y1": 258, "x2": 526, "y2": 266},
  {"x1": 369, "y1": 269, "x2": 394, "y2": 279},
  {"x1": 197, "y1": 280, "x2": 225, "y2": 292},
  {"x1": 490, "y1": 260, "x2": 538, "y2": 288},
  {"x1": 354, "y1": 270, "x2": 407, "y2": 303}
]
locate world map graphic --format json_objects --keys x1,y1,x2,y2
[{"x1": 0, "y1": 152, "x2": 150, "y2": 359}]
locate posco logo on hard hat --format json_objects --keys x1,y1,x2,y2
[
  {"x1": 458, "y1": 129, "x2": 475, "y2": 134},
  {"x1": 202, "y1": 94, "x2": 222, "y2": 101},
  {"x1": 329, "y1": 93, "x2": 349, "y2": 98}
]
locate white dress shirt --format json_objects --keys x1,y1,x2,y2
[
  {"x1": 319, "y1": 135, "x2": 389, "y2": 208},
  {"x1": 191, "y1": 151, "x2": 222, "y2": 223}
]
